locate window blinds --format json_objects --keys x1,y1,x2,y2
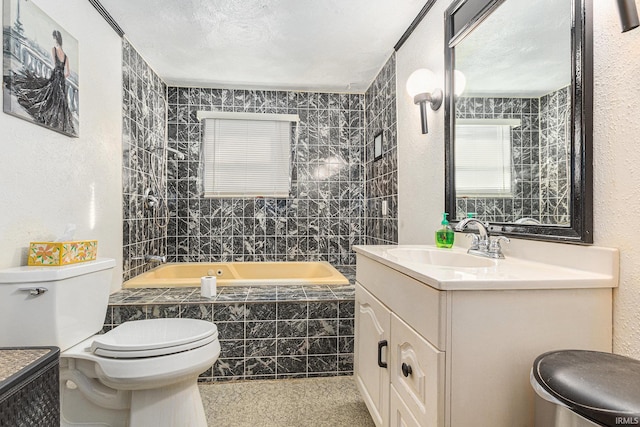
[
  {"x1": 455, "y1": 123, "x2": 513, "y2": 196},
  {"x1": 199, "y1": 113, "x2": 297, "y2": 198}
]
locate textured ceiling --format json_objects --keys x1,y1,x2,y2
[
  {"x1": 102, "y1": 0, "x2": 427, "y2": 93},
  {"x1": 455, "y1": 0, "x2": 571, "y2": 97}
]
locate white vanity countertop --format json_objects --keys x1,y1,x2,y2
[{"x1": 353, "y1": 244, "x2": 619, "y2": 291}]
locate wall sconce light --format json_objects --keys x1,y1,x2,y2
[
  {"x1": 454, "y1": 70, "x2": 467, "y2": 97},
  {"x1": 406, "y1": 69, "x2": 442, "y2": 134},
  {"x1": 617, "y1": 0, "x2": 639, "y2": 32}
]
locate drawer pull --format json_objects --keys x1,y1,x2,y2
[
  {"x1": 401, "y1": 362, "x2": 413, "y2": 377},
  {"x1": 377, "y1": 340, "x2": 388, "y2": 368}
]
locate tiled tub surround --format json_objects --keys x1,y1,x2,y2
[
  {"x1": 364, "y1": 54, "x2": 398, "y2": 245},
  {"x1": 454, "y1": 86, "x2": 570, "y2": 224},
  {"x1": 105, "y1": 270, "x2": 356, "y2": 381},
  {"x1": 539, "y1": 86, "x2": 570, "y2": 225},
  {"x1": 122, "y1": 39, "x2": 169, "y2": 281},
  {"x1": 455, "y1": 95, "x2": 541, "y2": 223},
  {"x1": 165, "y1": 87, "x2": 365, "y2": 269}
]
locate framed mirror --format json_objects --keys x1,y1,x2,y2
[{"x1": 444, "y1": 0, "x2": 593, "y2": 243}]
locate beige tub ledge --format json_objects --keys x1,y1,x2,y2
[{"x1": 123, "y1": 261, "x2": 349, "y2": 288}]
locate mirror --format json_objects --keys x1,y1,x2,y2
[{"x1": 444, "y1": 0, "x2": 593, "y2": 243}]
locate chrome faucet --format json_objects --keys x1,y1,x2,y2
[
  {"x1": 144, "y1": 254, "x2": 167, "y2": 263},
  {"x1": 454, "y1": 218, "x2": 509, "y2": 259}
]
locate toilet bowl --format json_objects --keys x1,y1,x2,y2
[
  {"x1": 61, "y1": 318, "x2": 220, "y2": 426},
  {"x1": 0, "y1": 258, "x2": 220, "y2": 427}
]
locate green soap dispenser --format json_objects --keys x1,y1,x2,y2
[{"x1": 435, "y1": 212, "x2": 455, "y2": 248}]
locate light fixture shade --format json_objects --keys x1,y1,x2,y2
[
  {"x1": 454, "y1": 70, "x2": 466, "y2": 97},
  {"x1": 406, "y1": 69, "x2": 436, "y2": 98},
  {"x1": 617, "y1": 0, "x2": 640, "y2": 32}
]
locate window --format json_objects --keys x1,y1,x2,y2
[
  {"x1": 455, "y1": 119, "x2": 519, "y2": 197},
  {"x1": 198, "y1": 112, "x2": 298, "y2": 198}
]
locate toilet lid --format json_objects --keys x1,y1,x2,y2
[{"x1": 91, "y1": 318, "x2": 218, "y2": 359}]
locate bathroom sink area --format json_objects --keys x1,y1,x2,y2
[
  {"x1": 354, "y1": 242, "x2": 619, "y2": 427},
  {"x1": 386, "y1": 247, "x2": 496, "y2": 268},
  {"x1": 353, "y1": 244, "x2": 619, "y2": 291}
]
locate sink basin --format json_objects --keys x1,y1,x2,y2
[
  {"x1": 354, "y1": 244, "x2": 619, "y2": 291},
  {"x1": 386, "y1": 248, "x2": 496, "y2": 268}
]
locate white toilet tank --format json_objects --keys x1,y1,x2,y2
[{"x1": 0, "y1": 258, "x2": 115, "y2": 351}]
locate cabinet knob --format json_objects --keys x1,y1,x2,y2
[{"x1": 401, "y1": 362, "x2": 413, "y2": 377}]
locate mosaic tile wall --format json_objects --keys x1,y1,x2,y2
[
  {"x1": 455, "y1": 96, "x2": 541, "y2": 223},
  {"x1": 122, "y1": 39, "x2": 169, "y2": 281},
  {"x1": 105, "y1": 276, "x2": 356, "y2": 381},
  {"x1": 454, "y1": 88, "x2": 570, "y2": 224},
  {"x1": 364, "y1": 54, "x2": 398, "y2": 245},
  {"x1": 539, "y1": 86, "x2": 570, "y2": 225},
  {"x1": 165, "y1": 87, "x2": 365, "y2": 267}
]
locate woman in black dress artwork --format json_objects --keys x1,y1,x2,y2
[{"x1": 9, "y1": 30, "x2": 75, "y2": 135}]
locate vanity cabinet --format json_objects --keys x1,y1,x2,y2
[
  {"x1": 390, "y1": 385, "x2": 421, "y2": 427},
  {"x1": 355, "y1": 284, "x2": 444, "y2": 427},
  {"x1": 355, "y1": 259, "x2": 446, "y2": 427},
  {"x1": 389, "y1": 313, "x2": 444, "y2": 427},
  {"x1": 355, "y1": 284, "x2": 391, "y2": 426},
  {"x1": 354, "y1": 251, "x2": 614, "y2": 427}
]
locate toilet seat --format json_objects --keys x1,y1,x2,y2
[{"x1": 91, "y1": 318, "x2": 218, "y2": 359}]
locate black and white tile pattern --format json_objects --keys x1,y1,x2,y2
[
  {"x1": 365, "y1": 54, "x2": 398, "y2": 245},
  {"x1": 166, "y1": 88, "x2": 366, "y2": 268},
  {"x1": 539, "y1": 86, "x2": 570, "y2": 225},
  {"x1": 119, "y1": 43, "x2": 397, "y2": 382},
  {"x1": 105, "y1": 271, "x2": 355, "y2": 382},
  {"x1": 455, "y1": 86, "x2": 570, "y2": 224},
  {"x1": 122, "y1": 39, "x2": 169, "y2": 281}
]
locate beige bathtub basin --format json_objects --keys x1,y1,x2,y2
[{"x1": 123, "y1": 261, "x2": 349, "y2": 288}]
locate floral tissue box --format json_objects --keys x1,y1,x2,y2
[{"x1": 28, "y1": 241, "x2": 98, "y2": 266}]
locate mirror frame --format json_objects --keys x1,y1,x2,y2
[{"x1": 444, "y1": 0, "x2": 593, "y2": 244}]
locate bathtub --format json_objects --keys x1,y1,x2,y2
[{"x1": 123, "y1": 261, "x2": 349, "y2": 288}]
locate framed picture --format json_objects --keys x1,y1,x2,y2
[
  {"x1": 3, "y1": 0, "x2": 79, "y2": 137},
  {"x1": 373, "y1": 131, "x2": 383, "y2": 161}
]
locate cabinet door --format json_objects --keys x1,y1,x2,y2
[
  {"x1": 390, "y1": 314, "x2": 445, "y2": 427},
  {"x1": 355, "y1": 283, "x2": 392, "y2": 427},
  {"x1": 390, "y1": 385, "x2": 422, "y2": 427}
]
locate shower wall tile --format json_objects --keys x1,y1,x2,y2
[
  {"x1": 122, "y1": 42, "x2": 393, "y2": 277},
  {"x1": 539, "y1": 86, "x2": 570, "y2": 225},
  {"x1": 455, "y1": 95, "x2": 540, "y2": 223},
  {"x1": 364, "y1": 54, "x2": 398, "y2": 245},
  {"x1": 122, "y1": 39, "x2": 168, "y2": 281},
  {"x1": 455, "y1": 87, "x2": 570, "y2": 225},
  {"x1": 118, "y1": 42, "x2": 387, "y2": 383},
  {"x1": 166, "y1": 86, "x2": 365, "y2": 267}
]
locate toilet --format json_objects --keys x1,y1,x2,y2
[{"x1": 0, "y1": 258, "x2": 220, "y2": 427}]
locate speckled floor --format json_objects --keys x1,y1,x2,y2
[{"x1": 199, "y1": 376, "x2": 375, "y2": 427}]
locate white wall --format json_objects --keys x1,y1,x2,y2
[
  {"x1": 396, "y1": 0, "x2": 448, "y2": 244},
  {"x1": 397, "y1": 1, "x2": 640, "y2": 357},
  {"x1": 0, "y1": 0, "x2": 123, "y2": 291},
  {"x1": 592, "y1": 2, "x2": 640, "y2": 357}
]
